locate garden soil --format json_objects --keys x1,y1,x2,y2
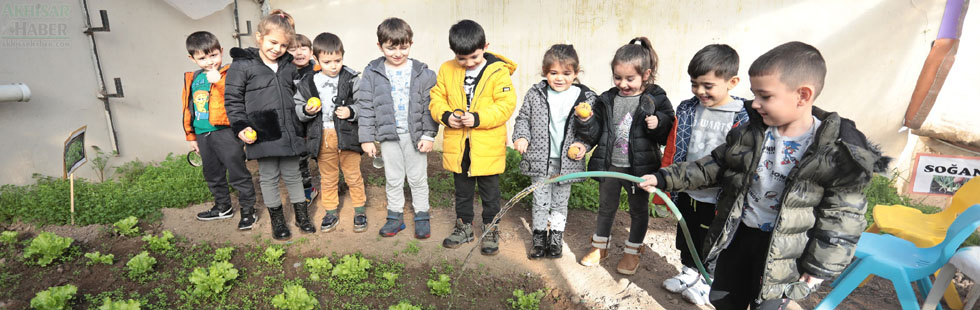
[{"x1": 5, "y1": 153, "x2": 972, "y2": 309}]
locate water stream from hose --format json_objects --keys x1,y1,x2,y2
[{"x1": 448, "y1": 171, "x2": 712, "y2": 309}]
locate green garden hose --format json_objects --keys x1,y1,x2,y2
[{"x1": 550, "y1": 171, "x2": 712, "y2": 285}]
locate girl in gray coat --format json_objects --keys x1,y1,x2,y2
[{"x1": 513, "y1": 45, "x2": 596, "y2": 259}]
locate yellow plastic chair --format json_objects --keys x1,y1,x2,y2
[{"x1": 865, "y1": 177, "x2": 980, "y2": 309}]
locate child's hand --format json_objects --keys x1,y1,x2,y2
[
  {"x1": 238, "y1": 127, "x2": 257, "y2": 144},
  {"x1": 361, "y1": 142, "x2": 377, "y2": 157},
  {"x1": 461, "y1": 112, "x2": 476, "y2": 127},
  {"x1": 417, "y1": 140, "x2": 433, "y2": 153},
  {"x1": 569, "y1": 142, "x2": 586, "y2": 160},
  {"x1": 189, "y1": 141, "x2": 200, "y2": 154},
  {"x1": 305, "y1": 101, "x2": 322, "y2": 115},
  {"x1": 638, "y1": 174, "x2": 658, "y2": 192},
  {"x1": 448, "y1": 115, "x2": 464, "y2": 129},
  {"x1": 645, "y1": 115, "x2": 659, "y2": 129},
  {"x1": 513, "y1": 138, "x2": 529, "y2": 154},
  {"x1": 798, "y1": 273, "x2": 824, "y2": 289},
  {"x1": 335, "y1": 106, "x2": 351, "y2": 119}
]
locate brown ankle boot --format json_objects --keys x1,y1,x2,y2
[
  {"x1": 617, "y1": 241, "x2": 644, "y2": 275},
  {"x1": 580, "y1": 234, "x2": 609, "y2": 267}
]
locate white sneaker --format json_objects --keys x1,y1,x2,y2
[
  {"x1": 663, "y1": 266, "x2": 700, "y2": 293},
  {"x1": 681, "y1": 277, "x2": 710, "y2": 305}
]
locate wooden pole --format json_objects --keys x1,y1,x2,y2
[{"x1": 70, "y1": 173, "x2": 75, "y2": 225}]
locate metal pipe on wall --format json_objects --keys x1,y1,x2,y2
[
  {"x1": 0, "y1": 84, "x2": 31, "y2": 103},
  {"x1": 80, "y1": 0, "x2": 120, "y2": 154}
]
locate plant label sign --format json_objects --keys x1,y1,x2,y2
[
  {"x1": 63, "y1": 126, "x2": 87, "y2": 178},
  {"x1": 910, "y1": 153, "x2": 980, "y2": 196}
]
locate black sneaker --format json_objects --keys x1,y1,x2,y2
[
  {"x1": 353, "y1": 213, "x2": 368, "y2": 233},
  {"x1": 238, "y1": 212, "x2": 257, "y2": 230},
  {"x1": 197, "y1": 204, "x2": 233, "y2": 221},
  {"x1": 321, "y1": 213, "x2": 339, "y2": 232}
]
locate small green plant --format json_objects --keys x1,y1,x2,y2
[
  {"x1": 84, "y1": 251, "x2": 114, "y2": 265},
  {"x1": 389, "y1": 300, "x2": 421, "y2": 310},
  {"x1": 90, "y1": 145, "x2": 118, "y2": 182},
  {"x1": 303, "y1": 257, "x2": 333, "y2": 281},
  {"x1": 508, "y1": 289, "x2": 545, "y2": 310},
  {"x1": 188, "y1": 261, "x2": 239, "y2": 299},
  {"x1": 30, "y1": 284, "x2": 77, "y2": 310},
  {"x1": 141, "y1": 230, "x2": 174, "y2": 252},
  {"x1": 98, "y1": 297, "x2": 140, "y2": 310},
  {"x1": 381, "y1": 271, "x2": 398, "y2": 287},
  {"x1": 331, "y1": 254, "x2": 371, "y2": 281},
  {"x1": 112, "y1": 216, "x2": 140, "y2": 237},
  {"x1": 402, "y1": 240, "x2": 420, "y2": 255},
  {"x1": 263, "y1": 246, "x2": 285, "y2": 266},
  {"x1": 1, "y1": 230, "x2": 17, "y2": 246},
  {"x1": 213, "y1": 246, "x2": 234, "y2": 262},
  {"x1": 427, "y1": 274, "x2": 451, "y2": 297},
  {"x1": 23, "y1": 232, "x2": 74, "y2": 266},
  {"x1": 270, "y1": 284, "x2": 319, "y2": 310},
  {"x1": 126, "y1": 251, "x2": 156, "y2": 280}
]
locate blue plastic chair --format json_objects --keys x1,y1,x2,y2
[{"x1": 816, "y1": 204, "x2": 980, "y2": 310}]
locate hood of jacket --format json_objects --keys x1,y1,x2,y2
[{"x1": 743, "y1": 102, "x2": 891, "y2": 174}]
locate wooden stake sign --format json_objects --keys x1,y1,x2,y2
[{"x1": 64, "y1": 126, "x2": 87, "y2": 225}]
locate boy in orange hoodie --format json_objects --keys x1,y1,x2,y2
[{"x1": 181, "y1": 31, "x2": 258, "y2": 230}]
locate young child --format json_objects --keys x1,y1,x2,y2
[
  {"x1": 512, "y1": 44, "x2": 595, "y2": 259},
  {"x1": 294, "y1": 32, "x2": 367, "y2": 233},
  {"x1": 288, "y1": 34, "x2": 320, "y2": 204},
  {"x1": 356, "y1": 18, "x2": 437, "y2": 238},
  {"x1": 225, "y1": 10, "x2": 313, "y2": 240},
  {"x1": 430, "y1": 19, "x2": 517, "y2": 255},
  {"x1": 181, "y1": 31, "x2": 258, "y2": 230},
  {"x1": 574, "y1": 37, "x2": 674, "y2": 275},
  {"x1": 658, "y1": 44, "x2": 749, "y2": 305},
  {"x1": 640, "y1": 41, "x2": 887, "y2": 309}
]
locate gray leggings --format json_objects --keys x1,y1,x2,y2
[
  {"x1": 530, "y1": 158, "x2": 570, "y2": 231},
  {"x1": 257, "y1": 156, "x2": 306, "y2": 208}
]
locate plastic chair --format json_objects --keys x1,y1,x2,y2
[
  {"x1": 923, "y1": 246, "x2": 980, "y2": 310},
  {"x1": 865, "y1": 177, "x2": 980, "y2": 309},
  {"x1": 867, "y1": 177, "x2": 980, "y2": 245},
  {"x1": 816, "y1": 204, "x2": 980, "y2": 310}
]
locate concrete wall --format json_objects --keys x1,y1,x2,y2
[
  {"x1": 0, "y1": 0, "x2": 950, "y2": 185},
  {"x1": 0, "y1": 0, "x2": 261, "y2": 185},
  {"x1": 279, "y1": 0, "x2": 945, "y2": 159}
]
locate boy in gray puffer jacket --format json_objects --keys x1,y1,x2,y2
[{"x1": 357, "y1": 18, "x2": 438, "y2": 239}]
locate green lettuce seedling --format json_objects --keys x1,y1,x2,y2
[
  {"x1": 84, "y1": 251, "x2": 114, "y2": 265},
  {"x1": 98, "y1": 297, "x2": 140, "y2": 310},
  {"x1": 126, "y1": 251, "x2": 156, "y2": 280},
  {"x1": 189, "y1": 261, "x2": 239, "y2": 299},
  {"x1": 270, "y1": 284, "x2": 319, "y2": 310},
  {"x1": 23, "y1": 232, "x2": 74, "y2": 267},
  {"x1": 112, "y1": 216, "x2": 140, "y2": 237},
  {"x1": 30, "y1": 284, "x2": 77, "y2": 310},
  {"x1": 303, "y1": 257, "x2": 333, "y2": 281},
  {"x1": 427, "y1": 274, "x2": 451, "y2": 297}
]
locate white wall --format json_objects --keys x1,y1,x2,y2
[
  {"x1": 0, "y1": 0, "x2": 950, "y2": 185},
  {"x1": 0, "y1": 0, "x2": 261, "y2": 185},
  {"x1": 280, "y1": 0, "x2": 945, "y2": 159}
]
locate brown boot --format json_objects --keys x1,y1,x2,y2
[
  {"x1": 579, "y1": 234, "x2": 609, "y2": 267},
  {"x1": 617, "y1": 241, "x2": 644, "y2": 275}
]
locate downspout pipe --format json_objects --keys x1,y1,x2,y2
[{"x1": 0, "y1": 84, "x2": 31, "y2": 103}]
